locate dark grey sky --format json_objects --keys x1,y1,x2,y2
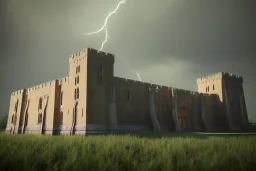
[{"x1": 0, "y1": 0, "x2": 255, "y2": 121}]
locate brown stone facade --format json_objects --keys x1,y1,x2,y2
[{"x1": 5, "y1": 48, "x2": 249, "y2": 135}]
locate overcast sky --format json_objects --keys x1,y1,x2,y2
[{"x1": 0, "y1": 0, "x2": 255, "y2": 121}]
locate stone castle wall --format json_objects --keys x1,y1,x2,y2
[{"x1": 5, "y1": 48, "x2": 249, "y2": 135}]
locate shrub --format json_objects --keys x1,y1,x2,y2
[{"x1": 0, "y1": 115, "x2": 7, "y2": 130}]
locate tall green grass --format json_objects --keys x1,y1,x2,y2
[{"x1": 0, "y1": 133, "x2": 256, "y2": 171}]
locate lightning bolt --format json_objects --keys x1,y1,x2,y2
[
  {"x1": 85, "y1": 0, "x2": 142, "y2": 81},
  {"x1": 123, "y1": 59, "x2": 142, "y2": 81},
  {"x1": 85, "y1": 0, "x2": 126, "y2": 51}
]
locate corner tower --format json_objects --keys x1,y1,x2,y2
[
  {"x1": 197, "y1": 72, "x2": 249, "y2": 131},
  {"x1": 68, "y1": 48, "x2": 115, "y2": 135}
]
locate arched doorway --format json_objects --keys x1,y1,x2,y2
[{"x1": 178, "y1": 105, "x2": 190, "y2": 132}]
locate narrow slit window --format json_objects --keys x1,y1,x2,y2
[
  {"x1": 100, "y1": 75, "x2": 103, "y2": 85},
  {"x1": 213, "y1": 84, "x2": 215, "y2": 90},
  {"x1": 14, "y1": 100, "x2": 19, "y2": 112},
  {"x1": 38, "y1": 98, "x2": 43, "y2": 110},
  {"x1": 60, "y1": 112, "x2": 63, "y2": 125},
  {"x1": 77, "y1": 76, "x2": 79, "y2": 84},
  {"x1": 11, "y1": 114, "x2": 14, "y2": 124},
  {"x1": 60, "y1": 92, "x2": 63, "y2": 105},
  {"x1": 127, "y1": 91, "x2": 131, "y2": 101},
  {"x1": 100, "y1": 63, "x2": 103, "y2": 72},
  {"x1": 76, "y1": 88, "x2": 79, "y2": 99},
  {"x1": 38, "y1": 113, "x2": 42, "y2": 124}
]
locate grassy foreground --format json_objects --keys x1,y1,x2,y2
[{"x1": 0, "y1": 133, "x2": 256, "y2": 171}]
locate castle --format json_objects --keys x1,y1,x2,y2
[{"x1": 5, "y1": 48, "x2": 249, "y2": 135}]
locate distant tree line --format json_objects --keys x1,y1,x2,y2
[{"x1": 0, "y1": 115, "x2": 7, "y2": 130}]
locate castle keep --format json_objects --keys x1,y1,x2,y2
[{"x1": 6, "y1": 48, "x2": 249, "y2": 135}]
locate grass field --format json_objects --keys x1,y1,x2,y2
[{"x1": 0, "y1": 132, "x2": 256, "y2": 171}]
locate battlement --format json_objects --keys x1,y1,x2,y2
[
  {"x1": 173, "y1": 88, "x2": 199, "y2": 95},
  {"x1": 69, "y1": 48, "x2": 88, "y2": 63},
  {"x1": 59, "y1": 77, "x2": 69, "y2": 84},
  {"x1": 197, "y1": 72, "x2": 243, "y2": 84},
  {"x1": 222, "y1": 72, "x2": 243, "y2": 83},
  {"x1": 222, "y1": 72, "x2": 242, "y2": 78},
  {"x1": 11, "y1": 89, "x2": 26, "y2": 96},
  {"x1": 197, "y1": 72, "x2": 222, "y2": 84},
  {"x1": 69, "y1": 48, "x2": 115, "y2": 63},
  {"x1": 113, "y1": 77, "x2": 199, "y2": 95},
  {"x1": 26, "y1": 80, "x2": 57, "y2": 92}
]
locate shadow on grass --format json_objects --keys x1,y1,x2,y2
[{"x1": 116, "y1": 132, "x2": 256, "y2": 139}]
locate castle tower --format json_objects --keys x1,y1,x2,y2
[
  {"x1": 67, "y1": 48, "x2": 115, "y2": 134},
  {"x1": 197, "y1": 72, "x2": 249, "y2": 131}
]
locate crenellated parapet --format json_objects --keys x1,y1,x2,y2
[
  {"x1": 26, "y1": 80, "x2": 58, "y2": 92},
  {"x1": 69, "y1": 48, "x2": 88, "y2": 64},
  {"x1": 197, "y1": 72, "x2": 243, "y2": 85},
  {"x1": 222, "y1": 72, "x2": 243, "y2": 83},
  {"x1": 11, "y1": 89, "x2": 26, "y2": 96},
  {"x1": 69, "y1": 48, "x2": 115, "y2": 64},
  {"x1": 197, "y1": 72, "x2": 222, "y2": 84},
  {"x1": 59, "y1": 77, "x2": 69, "y2": 85}
]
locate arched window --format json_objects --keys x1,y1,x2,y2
[
  {"x1": 38, "y1": 113, "x2": 42, "y2": 124},
  {"x1": 38, "y1": 97, "x2": 43, "y2": 110},
  {"x1": 60, "y1": 112, "x2": 63, "y2": 125},
  {"x1": 213, "y1": 84, "x2": 215, "y2": 90}
]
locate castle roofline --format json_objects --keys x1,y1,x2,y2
[
  {"x1": 197, "y1": 72, "x2": 242, "y2": 81},
  {"x1": 68, "y1": 47, "x2": 115, "y2": 59}
]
